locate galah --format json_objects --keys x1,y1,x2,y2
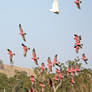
[
  {"x1": 49, "y1": 0, "x2": 60, "y2": 14},
  {"x1": 67, "y1": 66, "x2": 71, "y2": 76},
  {"x1": 74, "y1": 34, "x2": 83, "y2": 53},
  {"x1": 21, "y1": 43, "x2": 30, "y2": 57},
  {"x1": 19, "y1": 24, "x2": 26, "y2": 42},
  {"x1": 74, "y1": 0, "x2": 82, "y2": 9},
  {"x1": 53, "y1": 74, "x2": 58, "y2": 81},
  {"x1": 81, "y1": 53, "x2": 88, "y2": 64},
  {"x1": 75, "y1": 65, "x2": 79, "y2": 73},
  {"x1": 56, "y1": 68, "x2": 60, "y2": 74},
  {"x1": 48, "y1": 78, "x2": 53, "y2": 87},
  {"x1": 40, "y1": 82, "x2": 45, "y2": 88},
  {"x1": 74, "y1": 34, "x2": 81, "y2": 42},
  {"x1": 32, "y1": 48, "x2": 39, "y2": 65},
  {"x1": 53, "y1": 54, "x2": 60, "y2": 67},
  {"x1": 40, "y1": 82, "x2": 45, "y2": 92},
  {"x1": 47, "y1": 57, "x2": 52, "y2": 72},
  {"x1": 59, "y1": 73, "x2": 62, "y2": 80},
  {"x1": 40, "y1": 63, "x2": 45, "y2": 73},
  {"x1": 74, "y1": 45, "x2": 82, "y2": 53},
  {"x1": 7, "y1": 49, "x2": 15, "y2": 64},
  {"x1": 30, "y1": 75, "x2": 35, "y2": 86},
  {"x1": 71, "y1": 66, "x2": 75, "y2": 76},
  {"x1": 70, "y1": 77, "x2": 75, "y2": 86},
  {"x1": 29, "y1": 87, "x2": 35, "y2": 92}
]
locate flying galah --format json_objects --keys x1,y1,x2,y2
[
  {"x1": 32, "y1": 48, "x2": 39, "y2": 65},
  {"x1": 19, "y1": 24, "x2": 26, "y2": 42},
  {"x1": 7, "y1": 49, "x2": 15, "y2": 64}
]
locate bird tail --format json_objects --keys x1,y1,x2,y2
[
  {"x1": 24, "y1": 33, "x2": 26, "y2": 35},
  {"x1": 78, "y1": 44, "x2": 83, "y2": 48},
  {"x1": 79, "y1": 36, "x2": 82, "y2": 40},
  {"x1": 13, "y1": 53, "x2": 15, "y2": 56},
  {"x1": 24, "y1": 53, "x2": 26, "y2": 57},
  {"x1": 37, "y1": 57, "x2": 39, "y2": 59},
  {"x1": 23, "y1": 38, "x2": 26, "y2": 42},
  {"x1": 84, "y1": 58, "x2": 88, "y2": 62},
  {"x1": 19, "y1": 24, "x2": 21, "y2": 28},
  {"x1": 85, "y1": 61, "x2": 88, "y2": 64},
  {"x1": 80, "y1": 1, "x2": 82, "y2": 3},
  {"x1": 28, "y1": 48, "x2": 30, "y2": 50},
  {"x1": 10, "y1": 59, "x2": 14, "y2": 64},
  {"x1": 35, "y1": 61, "x2": 38, "y2": 65}
]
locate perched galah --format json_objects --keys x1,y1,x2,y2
[
  {"x1": 30, "y1": 75, "x2": 35, "y2": 86},
  {"x1": 59, "y1": 72, "x2": 62, "y2": 81},
  {"x1": 40, "y1": 82, "x2": 45, "y2": 88},
  {"x1": 32, "y1": 48, "x2": 39, "y2": 65},
  {"x1": 21, "y1": 43, "x2": 30, "y2": 57},
  {"x1": 19, "y1": 24, "x2": 26, "y2": 42},
  {"x1": 48, "y1": 78, "x2": 53, "y2": 88},
  {"x1": 29, "y1": 87, "x2": 35, "y2": 92},
  {"x1": 47, "y1": 57, "x2": 52, "y2": 72},
  {"x1": 40, "y1": 82, "x2": 45, "y2": 92},
  {"x1": 74, "y1": 0, "x2": 82, "y2": 9},
  {"x1": 53, "y1": 74, "x2": 58, "y2": 81},
  {"x1": 71, "y1": 66, "x2": 75, "y2": 76},
  {"x1": 53, "y1": 54, "x2": 60, "y2": 67},
  {"x1": 40, "y1": 63, "x2": 45, "y2": 73},
  {"x1": 49, "y1": 0, "x2": 60, "y2": 14},
  {"x1": 81, "y1": 53, "x2": 88, "y2": 64},
  {"x1": 75, "y1": 65, "x2": 79, "y2": 74},
  {"x1": 7, "y1": 49, "x2": 15, "y2": 64},
  {"x1": 70, "y1": 77, "x2": 75, "y2": 86},
  {"x1": 56, "y1": 68, "x2": 60, "y2": 74},
  {"x1": 67, "y1": 66, "x2": 71, "y2": 76}
]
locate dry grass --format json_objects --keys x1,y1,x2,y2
[{"x1": 0, "y1": 64, "x2": 35, "y2": 77}]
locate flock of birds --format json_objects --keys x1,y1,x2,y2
[
  {"x1": 6, "y1": 24, "x2": 88, "y2": 92},
  {"x1": 6, "y1": 1, "x2": 86, "y2": 91},
  {"x1": 49, "y1": 0, "x2": 82, "y2": 14}
]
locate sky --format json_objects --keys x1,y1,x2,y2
[{"x1": 0, "y1": 0, "x2": 92, "y2": 69}]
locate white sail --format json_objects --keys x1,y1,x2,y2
[{"x1": 49, "y1": 0, "x2": 59, "y2": 14}]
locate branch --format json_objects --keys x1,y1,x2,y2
[
  {"x1": 56, "y1": 82, "x2": 61, "y2": 91},
  {"x1": 53, "y1": 81, "x2": 61, "y2": 92}
]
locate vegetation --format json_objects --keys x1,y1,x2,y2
[{"x1": 0, "y1": 58, "x2": 92, "y2": 92}]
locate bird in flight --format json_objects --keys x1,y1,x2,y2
[
  {"x1": 81, "y1": 53, "x2": 88, "y2": 64},
  {"x1": 21, "y1": 43, "x2": 30, "y2": 57},
  {"x1": 32, "y1": 48, "x2": 39, "y2": 65},
  {"x1": 49, "y1": 0, "x2": 60, "y2": 14},
  {"x1": 74, "y1": 34, "x2": 83, "y2": 53},
  {"x1": 74, "y1": 0, "x2": 82, "y2": 9},
  {"x1": 53, "y1": 54, "x2": 60, "y2": 67},
  {"x1": 7, "y1": 49, "x2": 15, "y2": 64},
  {"x1": 19, "y1": 24, "x2": 26, "y2": 42}
]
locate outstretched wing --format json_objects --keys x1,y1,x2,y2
[
  {"x1": 54, "y1": 54, "x2": 57, "y2": 61},
  {"x1": 77, "y1": 3, "x2": 80, "y2": 9},
  {"x1": 19, "y1": 24, "x2": 23, "y2": 33},
  {"x1": 52, "y1": 0, "x2": 59, "y2": 11},
  {"x1": 32, "y1": 48, "x2": 36, "y2": 58},
  {"x1": 48, "y1": 57, "x2": 51, "y2": 63}
]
